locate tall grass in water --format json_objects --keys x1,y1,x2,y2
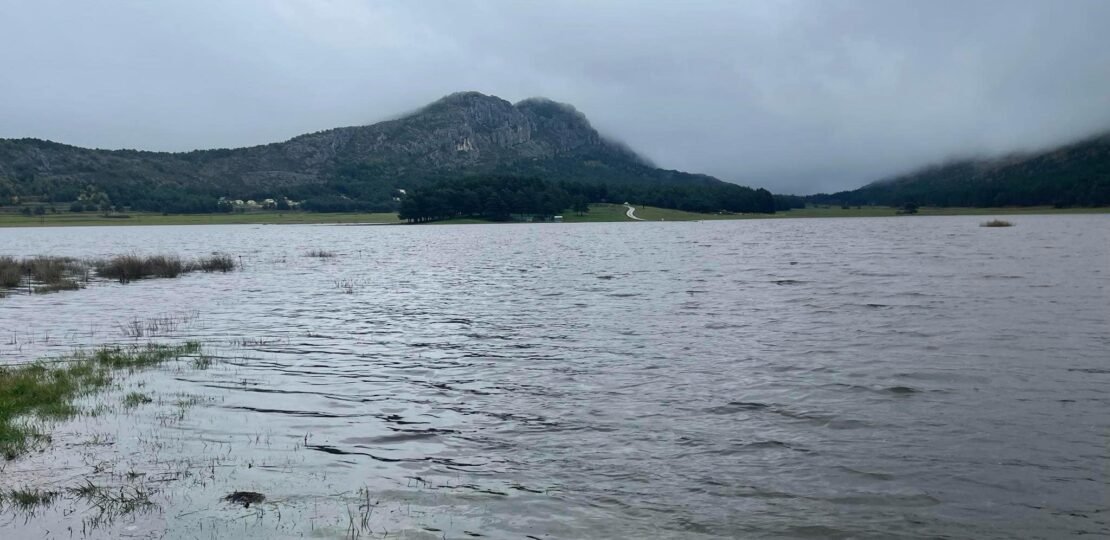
[
  {"x1": 95, "y1": 254, "x2": 236, "y2": 282},
  {"x1": 305, "y1": 249, "x2": 337, "y2": 258},
  {"x1": 981, "y1": 219, "x2": 1014, "y2": 227},
  {"x1": 0, "y1": 342, "x2": 200, "y2": 460},
  {"x1": 94, "y1": 254, "x2": 184, "y2": 283},
  {"x1": 1, "y1": 253, "x2": 237, "y2": 295},
  {"x1": 0, "y1": 256, "x2": 89, "y2": 291},
  {"x1": 24, "y1": 257, "x2": 85, "y2": 283},
  {"x1": 193, "y1": 254, "x2": 236, "y2": 272},
  {"x1": 0, "y1": 257, "x2": 21, "y2": 288}
]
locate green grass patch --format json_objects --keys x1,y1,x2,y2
[{"x1": 0, "y1": 342, "x2": 200, "y2": 459}]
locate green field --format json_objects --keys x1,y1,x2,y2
[{"x1": 0, "y1": 205, "x2": 1106, "y2": 228}]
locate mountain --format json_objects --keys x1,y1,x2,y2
[
  {"x1": 0, "y1": 91, "x2": 769, "y2": 213},
  {"x1": 810, "y1": 133, "x2": 1110, "y2": 208}
]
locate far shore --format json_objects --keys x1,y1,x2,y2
[{"x1": 0, "y1": 204, "x2": 1107, "y2": 228}]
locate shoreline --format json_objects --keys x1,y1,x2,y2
[{"x1": 0, "y1": 205, "x2": 1107, "y2": 228}]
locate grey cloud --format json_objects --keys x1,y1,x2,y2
[{"x1": 1, "y1": 0, "x2": 1108, "y2": 193}]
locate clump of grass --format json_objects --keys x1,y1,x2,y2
[
  {"x1": 117, "y1": 312, "x2": 198, "y2": 338},
  {"x1": 95, "y1": 254, "x2": 185, "y2": 283},
  {"x1": 981, "y1": 219, "x2": 1014, "y2": 227},
  {"x1": 94, "y1": 255, "x2": 149, "y2": 283},
  {"x1": 123, "y1": 392, "x2": 153, "y2": 408},
  {"x1": 305, "y1": 249, "x2": 337, "y2": 258},
  {"x1": 1, "y1": 488, "x2": 60, "y2": 511},
  {"x1": 66, "y1": 481, "x2": 156, "y2": 525},
  {"x1": 3, "y1": 254, "x2": 238, "y2": 297},
  {"x1": 192, "y1": 355, "x2": 215, "y2": 369},
  {"x1": 194, "y1": 254, "x2": 236, "y2": 272},
  {"x1": 0, "y1": 342, "x2": 200, "y2": 460},
  {"x1": 24, "y1": 256, "x2": 84, "y2": 283},
  {"x1": 0, "y1": 256, "x2": 90, "y2": 291},
  {"x1": 0, "y1": 257, "x2": 22, "y2": 288}
]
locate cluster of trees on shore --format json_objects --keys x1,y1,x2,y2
[
  {"x1": 398, "y1": 176, "x2": 779, "y2": 222},
  {"x1": 399, "y1": 177, "x2": 582, "y2": 222}
]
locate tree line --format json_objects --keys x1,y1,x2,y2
[{"x1": 398, "y1": 176, "x2": 779, "y2": 222}]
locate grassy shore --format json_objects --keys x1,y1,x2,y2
[
  {"x1": 0, "y1": 205, "x2": 1106, "y2": 228},
  {"x1": 0, "y1": 342, "x2": 200, "y2": 460}
]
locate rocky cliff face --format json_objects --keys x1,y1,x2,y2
[
  {"x1": 271, "y1": 92, "x2": 645, "y2": 176},
  {"x1": 0, "y1": 91, "x2": 713, "y2": 200}
]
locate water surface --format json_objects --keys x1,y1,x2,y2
[{"x1": 1, "y1": 215, "x2": 1107, "y2": 539}]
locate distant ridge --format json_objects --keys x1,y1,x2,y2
[
  {"x1": 810, "y1": 132, "x2": 1110, "y2": 207},
  {"x1": 0, "y1": 91, "x2": 756, "y2": 212}
]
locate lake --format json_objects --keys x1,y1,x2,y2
[{"x1": 1, "y1": 215, "x2": 1107, "y2": 539}]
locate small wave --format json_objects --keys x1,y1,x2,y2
[
  {"x1": 885, "y1": 385, "x2": 919, "y2": 394},
  {"x1": 739, "y1": 440, "x2": 811, "y2": 453},
  {"x1": 833, "y1": 465, "x2": 895, "y2": 481},
  {"x1": 822, "y1": 493, "x2": 940, "y2": 507},
  {"x1": 705, "y1": 401, "x2": 770, "y2": 414}
]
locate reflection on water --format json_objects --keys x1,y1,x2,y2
[{"x1": 1, "y1": 215, "x2": 1108, "y2": 539}]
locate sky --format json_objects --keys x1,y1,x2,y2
[{"x1": 1, "y1": 1, "x2": 1108, "y2": 194}]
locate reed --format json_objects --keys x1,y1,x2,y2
[
  {"x1": 0, "y1": 257, "x2": 21, "y2": 288},
  {"x1": 195, "y1": 254, "x2": 236, "y2": 272},
  {"x1": 94, "y1": 254, "x2": 184, "y2": 282}
]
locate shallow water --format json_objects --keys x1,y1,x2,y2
[{"x1": 1, "y1": 215, "x2": 1108, "y2": 539}]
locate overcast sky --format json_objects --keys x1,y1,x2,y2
[{"x1": 1, "y1": 1, "x2": 1108, "y2": 193}]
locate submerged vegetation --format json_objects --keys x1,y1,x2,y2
[{"x1": 0, "y1": 342, "x2": 200, "y2": 460}]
